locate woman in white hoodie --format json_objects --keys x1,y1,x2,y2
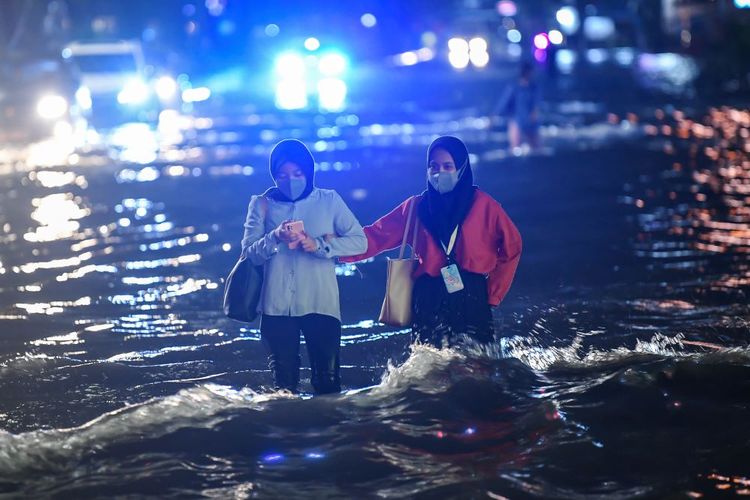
[{"x1": 241, "y1": 139, "x2": 366, "y2": 394}]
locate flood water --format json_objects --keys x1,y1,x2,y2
[{"x1": 0, "y1": 104, "x2": 748, "y2": 498}]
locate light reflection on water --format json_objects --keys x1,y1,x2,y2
[
  {"x1": 624, "y1": 106, "x2": 750, "y2": 294},
  {"x1": 56, "y1": 264, "x2": 118, "y2": 282},
  {"x1": 14, "y1": 296, "x2": 92, "y2": 315},
  {"x1": 26, "y1": 193, "x2": 91, "y2": 243},
  {"x1": 30, "y1": 170, "x2": 87, "y2": 189},
  {"x1": 30, "y1": 332, "x2": 82, "y2": 346},
  {"x1": 123, "y1": 253, "x2": 201, "y2": 270},
  {"x1": 14, "y1": 253, "x2": 94, "y2": 274},
  {"x1": 104, "y1": 276, "x2": 217, "y2": 306},
  {"x1": 116, "y1": 313, "x2": 187, "y2": 335}
]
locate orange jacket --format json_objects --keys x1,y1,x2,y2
[{"x1": 341, "y1": 190, "x2": 522, "y2": 306}]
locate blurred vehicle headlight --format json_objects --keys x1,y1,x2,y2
[
  {"x1": 448, "y1": 38, "x2": 470, "y2": 70},
  {"x1": 117, "y1": 79, "x2": 150, "y2": 105},
  {"x1": 275, "y1": 53, "x2": 306, "y2": 79},
  {"x1": 470, "y1": 50, "x2": 490, "y2": 68},
  {"x1": 556, "y1": 6, "x2": 580, "y2": 35},
  {"x1": 53, "y1": 120, "x2": 74, "y2": 139},
  {"x1": 448, "y1": 37, "x2": 469, "y2": 53},
  {"x1": 181, "y1": 87, "x2": 211, "y2": 103},
  {"x1": 469, "y1": 37, "x2": 487, "y2": 53},
  {"x1": 155, "y1": 76, "x2": 178, "y2": 101},
  {"x1": 548, "y1": 30, "x2": 564, "y2": 45},
  {"x1": 318, "y1": 53, "x2": 347, "y2": 76},
  {"x1": 36, "y1": 95, "x2": 68, "y2": 120},
  {"x1": 317, "y1": 78, "x2": 347, "y2": 111},
  {"x1": 469, "y1": 37, "x2": 489, "y2": 68},
  {"x1": 75, "y1": 86, "x2": 92, "y2": 110},
  {"x1": 275, "y1": 80, "x2": 307, "y2": 110}
]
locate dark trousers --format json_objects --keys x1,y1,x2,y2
[
  {"x1": 411, "y1": 271, "x2": 495, "y2": 348},
  {"x1": 260, "y1": 313, "x2": 341, "y2": 395}
]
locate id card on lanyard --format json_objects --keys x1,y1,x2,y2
[{"x1": 440, "y1": 226, "x2": 464, "y2": 293}]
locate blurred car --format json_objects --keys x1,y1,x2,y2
[
  {"x1": 63, "y1": 40, "x2": 182, "y2": 127},
  {"x1": 634, "y1": 52, "x2": 699, "y2": 97},
  {"x1": 0, "y1": 56, "x2": 86, "y2": 144}
]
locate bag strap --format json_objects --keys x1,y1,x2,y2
[
  {"x1": 398, "y1": 197, "x2": 416, "y2": 260},
  {"x1": 411, "y1": 212, "x2": 419, "y2": 259},
  {"x1": 258, "y1": 195, "x2": 268, "y2": 217},
  {"x1": 242, "y1": 196, "x2": 269, "y2": 260}
]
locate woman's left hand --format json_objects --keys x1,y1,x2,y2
[{"x1": 300, "y1": 235, "x2": 319, "y2": 252}]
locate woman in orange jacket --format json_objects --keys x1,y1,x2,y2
[{"x1": 341, "y1": 136, "x2": 522, "y2": 348}]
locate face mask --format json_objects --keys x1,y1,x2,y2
[
  {"x1": 428, "y1": 171, "x2": 459, "y2": 194},
  {"x1": 278, "y1": 177, "x2": 306, "y2": 200}
]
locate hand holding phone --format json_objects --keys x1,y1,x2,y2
[
  {"x1": 274, "y1": 219, "x2": 304, "y2": 244},
  {"x1": 283, "y1": 220, "x2": 305, "y2": 249},
  {"x1": 284, "y1": 220, "x2": 304, "y2": 235}
]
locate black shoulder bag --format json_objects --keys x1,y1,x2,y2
[{"x1": 223, "y1": 196, "x2": 268, "y2": 322}]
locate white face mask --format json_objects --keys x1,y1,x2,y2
[
  {"x1": 428, "y1": 171, "x2": 459, "y2": 194},
  {"x1": 278, "y1": 177, "x2": 306, "y2": 200}
]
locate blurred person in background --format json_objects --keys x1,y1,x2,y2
[{"x1": 497, "y1": 61, "x2": 541, "y2": 155}]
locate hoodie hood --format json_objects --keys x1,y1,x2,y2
[{"x1": 266, "y1": 139, "x2": 316, "y2": 202}]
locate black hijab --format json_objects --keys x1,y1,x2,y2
[
  {"x1": 417, "y1": 136, "x2": 477, "y2": 250},
  {"x1": 264, "y1": 139, "x2": 316, "y2": 202}
]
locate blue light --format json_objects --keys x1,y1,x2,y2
[
  {"x1": 586, "y1": 48, "x2": 608, "y2": 65},
  {"x1": 556, "y1": 49, "x2": 577, "y2": 74},
  {"x1": 556, "y1": 6, "x2": 580, "y2": 34},
  {"x1": 218, "y1": 20, "x2": 235, "y2": 36},
  {"x1": 584, "y1": 16, "x2": 616, "y2": 41},
  {"x1": 205, "y1": 0, "x2": 225, "y2": 16},
  {"x1": 614, "y1": 47, "x2": 635, "y2": 66},
  {"x1": 464, "y1": 427, "x2": 477, "y2": 435},
  {"x1": 262, "y1": 453, "x2": 285, "y2": 463},
  {"x1": 306, "y1": 452, "x2": 325, "y2": 459},
  {"x1": 735, "y1": 0, "x2": 750, "y2": 7},
  {"x1": 507, "y1": 29, "x2": 522, "y2": 44},
  {"x1": 361, "y1": 13, "x2": 377, "y2": 28}
]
